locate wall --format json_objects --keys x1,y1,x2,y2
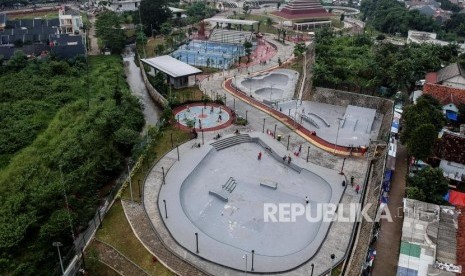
[
  {"x1": 137, "y1": 55, "x2": 169, "y2": 106},
  {"x1": 300, "y1": 42, "x2": 315, "y2": 101}
]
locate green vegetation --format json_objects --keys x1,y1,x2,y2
[
  {"x1": 361, "y1": 0, "x2": 465, "y2": 41},
  {"x1": 406, "y1": 167, "x2": 449, "y2": 204},
  {"x1": 94, "y1": 201, "x2": 174, "y2": 275},
  {"x1": 185, "y1": 2, "x2": 216, "y2": 22},
  {"x1": 312, "y1": 28, "x2": 460, "y2": 93},
  {"x1": 140, "y1": 0, "x2": 172, "y2": 35},
  {"x1": 401, "y1": 95, "x2": 444, "y2": 155},
  {"x1": 0, "y1": 55, "x2": 144, "y2": 275},
  {"x1": 95, "y1": 11, "x2": 126, "y2": 53},
  {"x1": 228, "y1": 14, "x2": 278, "y2": 34}
]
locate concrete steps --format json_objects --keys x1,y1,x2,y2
[{"x1": 210, "y1": 134, "x2": 252, "y2": 151}]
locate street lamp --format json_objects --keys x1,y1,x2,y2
[
  {"x1": 243, "y1": 254, "x2": 248, "y2": 275},
  {"x1": 329, "y1": 254, "x2": 335, "y2": 276},
  {"x1": 333, "y1": 118, "x2": 343, "y2": 155},
  {"x1": 127, "y1": 160, "x2": 133, "y2": 201},
  {"x1": 53, "y1": 242, "x2": 64, "y2": 274}
]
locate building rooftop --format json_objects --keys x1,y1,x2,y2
[
  {"x1": 423, "y1": 83, "x2": 465, "y2": 106},
  {"x1": 141, "y1": 55, "x2": 202, "y2": 78},
  {"x1": 435, "y1": 130, "x2": 465, "y2": 165},
  {"x1": 397, "y1": 198, "x2": 460, "y2": 275},
  {"x1": 271, "y1": 0, "x2": 332, "y2": 21},
  {"x1": 205, "y1": 17, "x2": 258, "y2": 26}
]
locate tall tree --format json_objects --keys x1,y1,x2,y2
[
  {"x1": 407, "y1": 167, "x2": 449, "y2": 204},
  {"x1": 243, "y1": 41, "x2": 253, "y2": 63},
  {"x1": 140, "y1": 0, "x2": 172, "y2": 36},
  {"x1": 95, "y1": 11, "x2": 126, "y2": 53},
  {"x1": 407, "y1": 123, "x2": 437, "y2": 162},
  {"x1": 401, "y1": 96, "x2": 445, "y2": 143}
]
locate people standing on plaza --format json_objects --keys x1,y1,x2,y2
[
  {"x1": 355, "y1": 184, "x2": 360, "y2": 194},
  {"x1": 258, "y1": 152, "x2": 262, "y2": 160},
  {"x1": 282, "y1": 155, "x2": 286, "y2": 162},
  {"x1": 351, "y1": 176, "x2": 355, "y2": 187}
]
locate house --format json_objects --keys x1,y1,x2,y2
[
  {"x1": 396, "y1": 198, "x2": 461, "y2": 275},
  {"x1": 58, "y1": 6, "x2": 83, "y2": 34},
  {"x1": 423, "y1": 63, "x2": 465, "y2": 119},
  {"x1": 434, "y1": 130, "x2": 465, "y2": 181},
  {"x1": 141, "y1": 55, "x2": 202, "y2": 89},
  {"x1": 0, "y1": 11, "x2": 85, "y2": 60},
  {"x1": 106, "y1": 0, "x2": 140, "y2": 12}
]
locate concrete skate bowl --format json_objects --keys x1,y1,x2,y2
[
  {"x1": 157, "y1": 133, "x2": 345, "y2": 273},
  {"x1": 234, "y1": 69, "x2": 299, "y2": 104}
]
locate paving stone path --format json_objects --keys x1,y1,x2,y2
[{"x1": 121, "y1": 200, "x2": 208, "y2": 276}]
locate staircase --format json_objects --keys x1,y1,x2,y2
[
  {"x1": 210, "y1": 134, "x2": 252, "y2": 151},
  {"x1": 209, "y1": 29, "x2": 252, "y2": 44}
]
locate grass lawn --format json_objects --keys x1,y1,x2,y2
[
  {"x1": 94, "y1": 201, "x2": 174, "y2": 276},
  {"x1": 142, "y1": 37, "x2": 165, "y2": 58},
  {"x1": 8, "y1": 10, "x2": 58, "y2": 20},
  {"x1": 121, "y1": 126, "x2": 191, "y2": 202},
  {"x1": 172, "y1": 86, "x2": 205, "y2": 103}
]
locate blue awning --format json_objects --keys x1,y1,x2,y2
[{"x1": 446, "y1": 111, "x2": 458, "y2": 121}]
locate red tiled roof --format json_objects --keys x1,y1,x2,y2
[
  {"x1": 425, "y1": 72, "x2": 437, "y2": 84},
  {"x1": 423, "y1": 83, "x2": 465, "y2": 106},
  {"x1": 434, "y1": 132, "x2": 465, "y2": 165}
]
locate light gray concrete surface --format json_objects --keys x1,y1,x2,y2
[
  {"x1": 141, "y1": 36, "x2": 371, "y2": 275},
  {"x1": 232, "y1": 69, "x2": 299, "y2": 103},
  {"x1": 276, "y1": 100, "x2": 383, "y2": 147},
  {"x1": 156, "y1": 132, "x2": 344, "y2": 272}
]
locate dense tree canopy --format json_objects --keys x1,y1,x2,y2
[
  {"x1": 95, "y1": 11, "x2": 126, "y2": 53},
  {"x1": 0, "y1": 55, "x2": 144, "y2": 275},
  {"x1": 312, "y1": 29, "x2": 456, "y2": 94},
  {"x1": 185, "y1": 2, "x2": 216, "y2": 22},
  {"x1": 401, "y1": 95, "x2": 444, "y2": 145},
  {"x1": 361, "y1": 0, "x2": 464, "y2": 40},
  {"x1": 140, "y1": 0, "x2": 171, "y2": 35},
  {"x1": 407, "y1": 167, "x2": 449, "y2": 204}
]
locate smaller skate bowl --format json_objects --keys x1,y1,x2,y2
[{"x1": 233, "y1": 69, "x2": 299, "y2": 105}]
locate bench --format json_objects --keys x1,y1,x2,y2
[{"x1": 260, "y1": 179, "x2": 278, "y2": 190}]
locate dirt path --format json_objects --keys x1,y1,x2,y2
[
  {"x1": 372, "y1": 146, "x2": 407, "y2": 275},
  {"x1": 88, "y1": 13, "x2": 100, "y2": 55}
]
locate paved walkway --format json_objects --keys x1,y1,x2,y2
[{"x1": 372, "y1": 146, "x2": 407, "y2": 275}]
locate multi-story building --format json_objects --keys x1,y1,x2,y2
[{"x1": 58, "y1": 6, "x2": 83, "y2": 34}]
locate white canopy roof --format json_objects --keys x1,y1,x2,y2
[
  {"x1": 141, "y1": 56, "x2": 202, "y2": 78},
  {"x1": 205, "y1": 17, "x2": 258, "y2": 26}
]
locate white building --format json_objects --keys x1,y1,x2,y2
[
  {"x1": 59, "y1": 6, "x2": 83, "y2": 34},
  {"x1": 106, "y1": 0, "x2": 140, "y2": 12}
]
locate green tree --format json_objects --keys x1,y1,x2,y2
[
  {"x1": 401, "y1": 96, "x2": 444, "y2": 144},
  {"x1": 243, "y1": 41, "x2": 253, "y2": 63},
  {"x1": 186, "y1": 2, "x2": 215, "y2": 21},
  {"x1": 407, "y1": 167, "x2": 449, "y2": 204},
  {"x1": 140, "y1": 0, "x2": 172, "y2": 35},
  {"x1": 160, "y1": 22, "x2": 173, "y2": 36},
  {"x1": 407, "y1": 123, "x2": 437, "y2": 162},
  {"x1": 406, "y1": 186, "x2": 426, "y2": 201},
  {"x1": 95, "y1": 11, "x2": 126, "y2": 53},
  {"x1": 293, "y1": 43, "x2": 307, "y2": 58}
]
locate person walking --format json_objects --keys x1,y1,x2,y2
[
  {"x1": 342, "y1": 180, "x2": 346, "y2": 187},
  {"x1": 258, "y1": 152, "x2": 262, "y2": 160},
  {"x1": 351, "y1": 176, "x2": 355, "y2": 187},
  {"x1": 355, "y1": 184, "x2": 360, "y2": 194},
  {"x1": 305, "y1": 196, "x2": 309, "y2": 204}
]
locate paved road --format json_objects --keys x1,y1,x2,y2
[
  {"x1": 372, "y1": 145, "x2": 407, "y2": 275},
  {"x1": 123, "y1": 47, "x2": 162, "y2": 128}
]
